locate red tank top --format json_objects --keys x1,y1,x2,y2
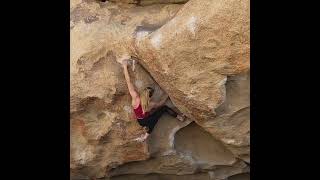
[{"x1": 133, "y1": 103, "x2": 149, "y2": 119}]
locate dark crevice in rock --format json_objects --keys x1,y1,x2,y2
[
  {"x1": 132, "y1": 12, "x2": 176, "y2": 41},
  {"x1": 129, "y1": 61, "x2": 184, "y2": 118},
  {"x1": 76, "y1": 97, "x2": 102, "y2": 113},
  {"x1": 227, "y1": 173, "x2": 250, "y2": 180},
  {"x1": 107, "y1": 0, "x2": 188, "y2": 6},
  {"x1": 98, "y1": 130, "x2": 113, "y2": 145},
  {"x1": 215, "y1": 71, "x2": 250, "y2": 116},
  {"x1": 243, "y1": 161, "x2": 250, "y2": 167},
  {"x1": 174, "y1": 122, "x2": 235, "y2": 165},
  {"x1": 135, "y1": 25, "x2": 161, "y2": 34}
]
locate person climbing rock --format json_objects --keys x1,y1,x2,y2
[{"x1": 121, "y1": 57, "x2": 186, "y2": 141}]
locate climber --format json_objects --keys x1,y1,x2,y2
[{"x1": 121, "y1": 58, "x2": 186, "y2": 141}]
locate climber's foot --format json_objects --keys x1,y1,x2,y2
[
  {"x1": 135, "y1": 132, "x2": 149, "y2": 142},
  {"x1": 141, "y1": 133, "x2": 149, "y2": 142},
  {"x1": 177, "y1": 114, "x2": 186, "y2": 122}
]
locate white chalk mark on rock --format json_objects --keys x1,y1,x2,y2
[
  {"x1": 133, "y1": 133, "x2": 149, "y2": 142},
  {"x1": 132, "y1": 59, "x2": 136, "y2": 71},
  {"x1": 151, "y1": 32, "x2": 162, "y2": 49},
  {"x1": 136, "y1": 30, "x2": 149, "y2": 40},
  {"x1": 208, "y1": 171, "x2": 215, "y2": 179},
  {"x1": 134, "y1": 80, "x2": 143, "y2": 89},
  {"x1": 217, "y1": 77, "x2": 227, "y2": 108},
  {"x1": 187, "y1": 16, "x2": 197, "y2": 36},
  {"x1": 162, "y1": 149, "x2": 176, "y2": 156},
  {"x1": 178, "y1": 151, "x2": 196, "y2": 164},
  {"x1": 123, "y1": 105, "x2": 131, "y2": 113},
  {"x1": 169, "y1": 126, "x2": 181, "y2": 149},
  {"x1": 223, "y1": 138, "x2": 236, "y2": 145}
]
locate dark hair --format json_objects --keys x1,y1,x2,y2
[{"x1": 146, "y1": 87, "x2": 154, "y2": 97}]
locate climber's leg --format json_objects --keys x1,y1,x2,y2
[
  {"x1": 137, "y1": 118, "x2": 148, "y2": 127},
  {"x1": 163, "y1": 106, "x2": 185, "y2": 122},
  {"x1": 163, "y1": 106, "x2": 178, "y2": 117},
  {"x1": 143, "y1": 106, "x2": 167, "y2": 133}
]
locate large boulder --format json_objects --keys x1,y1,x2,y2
[
  {"x1": 70, "y1": 0, "x2": 250, "y2": 179},
  {"x1": 132, "y1": 0, "x2": 250, "y2": 162},
  {"x1": 133, "y1": 0, "x2": 250, "y2": 122},
  {"x1": 71, "y1": 1, "x2": 184, "y2": 178}
]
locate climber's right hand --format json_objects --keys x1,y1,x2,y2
[
  {"x1": 121, "y1": 59, "x2": 128, "y2": 67},
  {"x1": 120, "y1": 54, "x2": 130, "y2": 65}
]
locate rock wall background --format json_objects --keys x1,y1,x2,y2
[{"x1": 70, "y1": 0, "x2": 250, "y2": 179}]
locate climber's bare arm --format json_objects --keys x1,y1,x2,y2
[
  {"x1": 149, "y1": 94, "x2": 169, "y2": 110},
  {"x1": 122, "y1": 60, "x2": 139, "y2": 107}
]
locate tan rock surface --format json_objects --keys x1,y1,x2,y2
[
  {"x1": 201, "y1": 71, "x2": 250, "y2": 162},
  {"x1": 134, "y1": 0, "x2": 250, "y2": 122},
  {"x1": 109, "y1": 119, "x2": 248, "y2": 178},
  {"x1": 109, "y1": 0, "x2": 189, "y2": 6},
  {"x1": 70, "y1": 0, "x2": 250, "y2": 179}
]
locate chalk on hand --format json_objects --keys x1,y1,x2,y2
[{"x1": 132, "y1": 60, "x2": 136, "y2": 71}]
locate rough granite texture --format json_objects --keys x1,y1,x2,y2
[{"x1": 70, "y1": 0, "x2": 250, "y2": 179}]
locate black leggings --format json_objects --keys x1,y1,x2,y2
[{"x1": 137, "y1": 106, "x2": 177, "y2": 134}]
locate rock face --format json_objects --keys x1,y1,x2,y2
[
  {"x1": 134, "y1": 0, "x2": 250, "y2": 122},
  {"x1": 70, "y1": 0, "x2": 250, "y2": 179},
  {"x1": 109, "y1": 0, "x2": 189, "y2": 6}
]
